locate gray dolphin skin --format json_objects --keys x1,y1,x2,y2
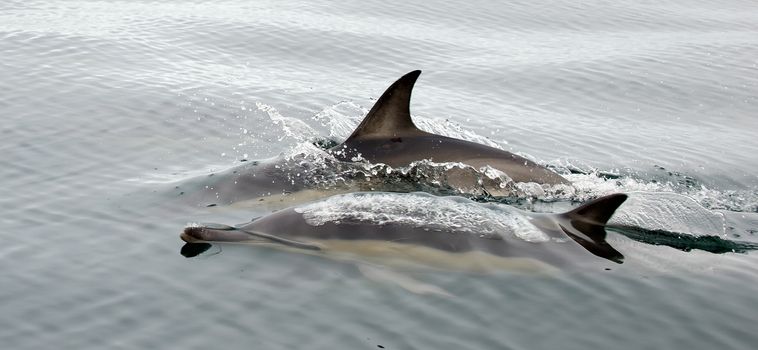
[
  {"x1": 328, "y1": 70, "x2": 569, "y2": 185},
  {"x1": 181, "y1": 192, "x2": 627, "y2": 268}
]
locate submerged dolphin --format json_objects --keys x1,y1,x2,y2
[
  {"x1": 176, "y1": 71, "x2": 568, "y2": 207},
  {"x1": 181, "y1": 192, "x2": 627, "y2": 271}
]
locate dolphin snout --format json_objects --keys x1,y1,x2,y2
[{"x1": 181, "y1": 226, "x2": 207, "y2": 242}]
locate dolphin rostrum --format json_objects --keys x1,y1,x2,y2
[{"x1": 181, "y1": 192, "x2": 627, "y2": 271}]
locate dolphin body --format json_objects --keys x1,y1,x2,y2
[
  {"x1": 181, "y1": 192, "x2": 627, "y2": 271},
  {"x1": 328, "y1": 70, "x2": 568, "y2": 186},
  {"x1": 176, "y1": 71, "x2": 568, "y2": 207}
]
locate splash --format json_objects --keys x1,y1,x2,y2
[
  {"x1": 312, "y1": 101, "x2": 368, "y2": 140},
  {"x1": 256, "y1": 102, "x2": 319, "y2": 142}
]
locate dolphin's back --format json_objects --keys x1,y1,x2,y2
[{"x1": 336, "y1": 134, "x2": 568, "y2": 185}]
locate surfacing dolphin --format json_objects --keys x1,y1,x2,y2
[
  {"x1": 175, "y1": 70, "x2": 568, "y2": 207},
  {"x1": 181, "y1": 192, "x2": 627, "y2": 273},
  {"x1": 328, "y1": 70, "x2": 568, "y2": 186}
]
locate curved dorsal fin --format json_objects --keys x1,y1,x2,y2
[{"x1": 346, "y1": 70, "x2": 423, "y2": 141}]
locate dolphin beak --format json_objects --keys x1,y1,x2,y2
[{"x1": 181, "y1": 223, "x2": 257, "y2": 243}]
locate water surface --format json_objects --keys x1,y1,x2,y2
[{"x1": 1, "y1": 1, "x2": 758, "y2": 349}]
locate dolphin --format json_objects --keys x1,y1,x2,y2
[
  {"x1": 174, "y1": 71, "x2": 568, "y2": 207},
  {"x1": 180, "y1": 192, "x2": 627, "y2": 273},
  {"x1": 328, "y1": 70, "x2": 569, "y2": 186}
]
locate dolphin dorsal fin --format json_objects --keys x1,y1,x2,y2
[{"x1": 345, "y1": 70, "x2": 424, "y2": 141}]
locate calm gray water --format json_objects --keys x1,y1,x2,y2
[{"x1": 2, "y1": 1, "x2": 758, "y2": 349}]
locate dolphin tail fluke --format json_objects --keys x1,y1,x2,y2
[
  {"x1": 561, "y1": 193, "x2": 628, "y2": 263},
  {"x1": 568, "y1": 193, "x2": 628, "y2": 226}
]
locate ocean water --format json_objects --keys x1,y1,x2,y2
[{"x1": 2, "y1": 1, "x2": 758, "y2": 349}]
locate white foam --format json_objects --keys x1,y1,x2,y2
[{"x1": 294, "y1": 192, "x2": 549, "y2": 242}]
